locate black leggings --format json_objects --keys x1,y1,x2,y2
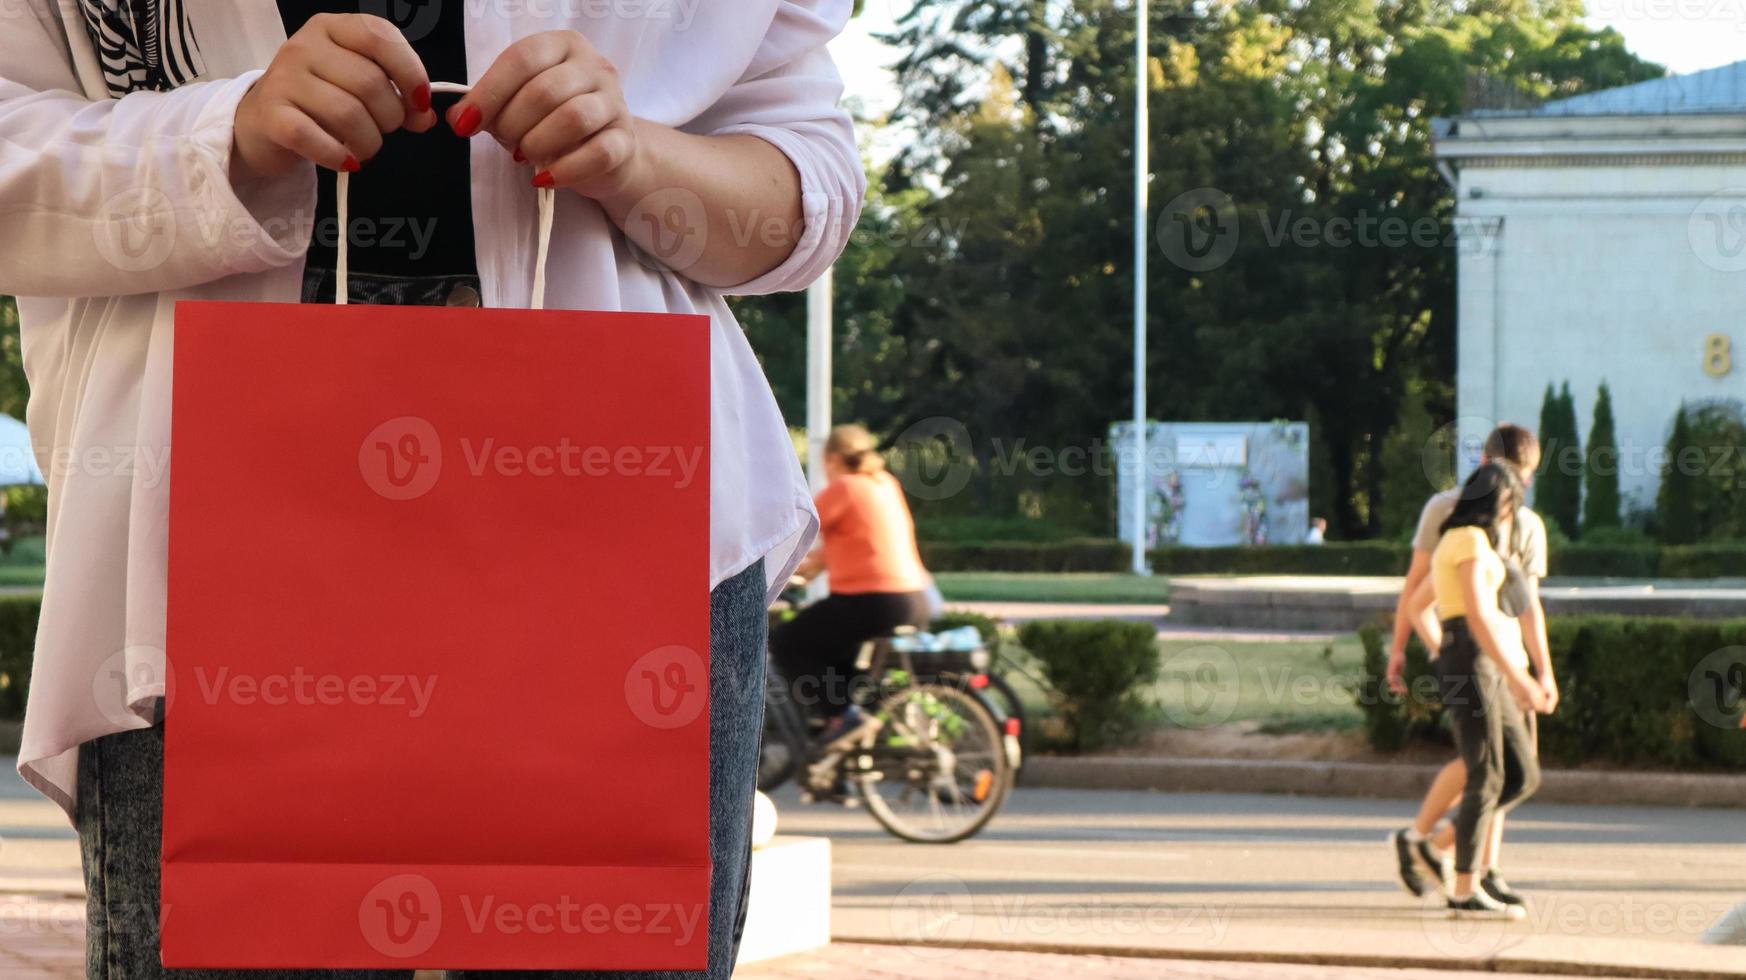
[
  {"x1": 1437, "y1": 617, "x2": 1542, "y2": 875},
  {"x1": 769, "y1": 590, "x2": 931, "y2": 719}
]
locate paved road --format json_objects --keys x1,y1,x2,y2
[
  {"x1": 740, "y1": 943, "x2": 1671, "y2": 978},
  {"x1": 769, "y1": 785, "x2": 1746, "y2": 976},
  {"x1": 0, "y1": 899, "x2": 1672, "y2": 980},
  {"x1": 2, "y1": 760, "x2": 1741, "y2": 977}
]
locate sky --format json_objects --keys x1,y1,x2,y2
[
  {"x1": 1586, "y1": 1, "x2": 1746, "y2": 73},
  {"x1": 828, "y1": 3, "x2": 904, "y2": 120},
  {"x1": 825, "y1": 4, "x2": 1743, "y2": 121}
]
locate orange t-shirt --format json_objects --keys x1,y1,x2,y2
[{"x1": 815, "y1": 470, "x2": 928, "y2": 594}]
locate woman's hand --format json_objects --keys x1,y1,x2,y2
[
  {"x1": 234, "y1": 14, "x2": 436, "y2": 180},
  {"x1": 1512, "y1": 672, "x2": 1552, "y2": 714},
  {"x1": 446, "y1": 31, "x2": 644, "y2": 198},
  {"x1": 1540, "y1": 677, "x2": 1560, "y2": 714},
  {"x1": 448, "y1": 30, "x2": 806, "y2": 287},
  {"x1": 1384, "y1": 650, "x2": 1407, "y2": 695}
]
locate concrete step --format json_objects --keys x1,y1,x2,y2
[
  {"x1": 738, "y1": 835, "x2": 832, "y2": 966},
  {"x1": 1167, "y1": 575, "x2": 1746, "y2": 631}
]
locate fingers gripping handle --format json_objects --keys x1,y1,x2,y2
[{"x1": 332, "y1": 82, "x2": 557, "y2": 310}]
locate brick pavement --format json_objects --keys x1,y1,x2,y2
[
  {"x1": 0, "y1": 895, "x2": 83, "y2": 980},
  {"x1": 0, "y1": 894, "x2": 1669, "y2": 980},
  {"x1": 742, "y1": 943, "x2": 1666, "y2": 978}
]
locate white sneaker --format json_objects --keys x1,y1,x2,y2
[{"x1": 1448, "y1": 889, "x2": 1526, "y2": 921}]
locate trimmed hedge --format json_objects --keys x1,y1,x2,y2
[
  {"x1": 1660, "y1": 545, "x2": 1746, "y2": 580},
  {"x1": 0, "y1": 594, "x2": 40, "y2": 720},
  {"x1": 1152, "y1": 542, "x2": 1406, "y2": 575},
  {"x1": 1016, "y1": 619, "x2": 1159, "y2": 752},
  {"x1": 920, "y1": 538, "x2": 1129, "y2": 573},
  {"x1": 919, "y1": 538, "x2": 1746, "y2": 579},
  {"x1": 1358, "y1": 616, "x2": 1746, "y2": 770},
  {"x1": 1546, "y1": 546, "x2": 1660, "y2": 578}
]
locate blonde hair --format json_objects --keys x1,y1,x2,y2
[{"x1": 826, "y1": 424, "x2": 885, "y2": 473}]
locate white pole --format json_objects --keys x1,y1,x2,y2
[
  {"x1": 806, "y1": 271, "x2": 833, "y2": 496},
  {"x1": 1131, "y1": 0, "x2": 1150, "y2": 576},
  {"x1": 805, "y1": 269, "x2": 834, "y2": 599}
]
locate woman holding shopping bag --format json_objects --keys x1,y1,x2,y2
[{"x1": 1, "y1": 2, "x2": 863, "y2": 977}]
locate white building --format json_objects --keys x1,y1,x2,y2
[{"x1": 1435, "y1": 63, "x2": 1746, "y2": 519}]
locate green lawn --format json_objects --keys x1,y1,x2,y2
[
  {"x1": 0, "y1": 551, "x2": 1172, "y2": 602},
  {"x1": 934, "y1": 572, "x2": 1170, "y2": 604},
  {"x1": 1146, "y1": 635, "x2": 1367, "y2": 733},
  {"x1": 987, "y1": 632, "x2": 1368, "y2": 749}
]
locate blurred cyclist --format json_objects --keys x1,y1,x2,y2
[{"x1": 771, "y1": 425, "x2": 932, "y2": 745}]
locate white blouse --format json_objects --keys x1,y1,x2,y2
[{"x1": 0, "y1": 0, "x2": 862, "y2": 816}]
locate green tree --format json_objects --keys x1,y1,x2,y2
[
  {"x1": 0, "y1": 297, "x2": 24, "y2": 421},
  {"x1": 1658, "y1": 403, "x2": 1699, "y2": 545},
  {"x1": 0, "y1": 297, "x2": 46, "y2": 541},
  {"x1": 1535, "y1": 382, "x2": 1581, "y2": 538},
  {"x1": 1559, "y1": 381, "x2": 1583, "y2": 537},
  {"x1": 1583, "y1": 381, "x2": 1621, "y2": 532},
  {"x1": 1681, "y1": 400, "x2": 1746, "y2": 541},
  {"x1": 739, "y1": 0, "x2": 1661, "y2": 538},
  {"x1": 1378, "y1": 383, "x2": 1446, "y2": 538},
  {"x1": 1535, "y1": 385, "x2": 1562, "y2": 529},
  {"x1": 1550, "y1": 380, "x2": 1592, "y2": 538}
]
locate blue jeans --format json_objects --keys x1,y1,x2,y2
[{"x1": 80, "y1": 270, "x2": 768, "y2": 978}]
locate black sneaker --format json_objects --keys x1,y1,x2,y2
[
  {"x1": 1481, "y1": 869, "x2": 1526, "y2": 908},
  {"x1": 1415, "y1": 840, "x2": 1455, "y2": 898},
  {"x1": 1390, "y1": 830, "x2": 1428, "y2": 897},
  {"x1": 1448, "y1": 890, "x2": 1526, "y2": 920}
]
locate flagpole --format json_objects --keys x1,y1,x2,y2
[
  {"x1": 1131, "y1": 0, "x2": 1150, "y2": 575},
  {"x1": 805, "y1": 269, "x2": 833, "y2": 600},
  {"x1": 806, "y1": 271, "x2": 833, "y2": 498}
]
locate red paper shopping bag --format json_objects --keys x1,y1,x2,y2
[{"x1": 162, "y1": 295, "x2": 711, "y2": 969}]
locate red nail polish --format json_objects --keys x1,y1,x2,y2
[
  {"x1": 513, "y1": 146, "x2": 527, "y2": 164},
  {"x1": 532, "y1": 171, "x2": 555, "y2": 188},
  {"x1": 411, "y1": 83, "x2": 431, "y2": 113},
  {"x1": 340, "y1": 154, "x2": 360, "y2": 173},
  {"x1": 451, "y1": 104, "x2": 482, "y2": 138}
]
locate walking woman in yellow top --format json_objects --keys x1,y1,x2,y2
[{"x1": 1421, "y1": 462, "x2": 1551, "y2": 919}]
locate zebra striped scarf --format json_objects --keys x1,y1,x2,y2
[{"x1": 78, "y1": 0, "x2": 205, "y2": 97}]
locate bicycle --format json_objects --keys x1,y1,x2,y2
[
  {"x1": 760, "y1": 625, "x2": 1018, "y2": 844},
  {"x1": 934, "y1": 628, "x2": 1037, "y2": 779}
]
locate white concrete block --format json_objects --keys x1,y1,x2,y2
[{"x1": 736, "y1": 835, "x2": 831, "y2": 965}]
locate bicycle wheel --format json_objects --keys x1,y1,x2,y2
[
  {"x1": 758, "y1": 667, "x2": 809, "y2": 792},
  {"x1": 854, "y1": 681, "x2": 1012, "y2": 843},
  {"x1": 931, "y1": 670, "x2": 1027, "y2": 776}
]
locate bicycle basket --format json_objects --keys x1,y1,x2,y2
[{"x1": 889, "y1": 625, "x2": 990, "y2": 674}]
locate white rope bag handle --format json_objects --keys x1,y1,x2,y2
[{"x1": 332, "y1": 81, "x2": 557, "y2": 309}]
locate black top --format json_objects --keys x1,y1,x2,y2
[{"x1": 277, "y1": 1, "x2": 476, "y2": 279}]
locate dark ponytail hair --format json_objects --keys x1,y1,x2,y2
[{"x1": 1440, "y1": 462, "x2": 1524, "y2": 550}]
